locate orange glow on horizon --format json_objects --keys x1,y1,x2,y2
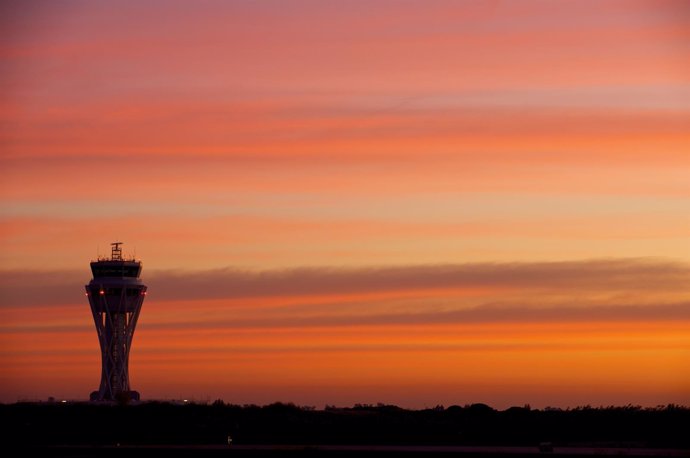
[{"x1": 2, "y1": 318, "x2": 688, "y2": 407}]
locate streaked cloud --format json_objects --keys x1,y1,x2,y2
[
  {"x1": 2, "y1": 258, "x2": 688, "y2": 307},
  {"x1": 147, "y1": 258, "x2": 690, "y2": 301}
]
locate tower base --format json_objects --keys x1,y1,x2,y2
[{"x1": 90, "y1": 390, "x2": 140, "y2": 403}]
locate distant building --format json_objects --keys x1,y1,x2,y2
[{"x1": 85, "y1": 242, "x2": 147, "y2": 401}]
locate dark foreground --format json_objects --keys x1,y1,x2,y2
[
  {"x1": 28, "y1": 444, "x2": 690, "y2": 457},
  {"x1": 2, "y1": 402, "x2": 688, "y2": 456}
]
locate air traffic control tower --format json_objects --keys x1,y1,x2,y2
[{"x1": 85, "y1": 242, "x2": 147, "y2": 401}]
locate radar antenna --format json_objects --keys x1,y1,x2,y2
[{"x1": 111, "y1": 242, "x2": 123, "y2": 261}]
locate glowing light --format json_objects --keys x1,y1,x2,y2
[{"x1": 99, "y1": 290, "x2": 105, "y2": 295}]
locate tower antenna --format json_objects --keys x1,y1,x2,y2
[{"x1": 111, "y1": 242, "x2": 123, "y2": 261}]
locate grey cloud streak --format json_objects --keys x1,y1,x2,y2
[
  {"x1": 137, "y1": 301, "x2": 690, "y2": 331},
  {"x1": 1, "y1": 258, "x2": 688, "y2": 307},
  {"x1": 4, "y1": 301, "x2": 690, "y2": 334}
]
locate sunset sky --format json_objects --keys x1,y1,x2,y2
[{"x1": 1, "y1": 0, "x2": 689, "y2": 408}]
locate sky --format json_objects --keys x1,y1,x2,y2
[{"x1": 1, "y1": 0, "x2": 689, "y2": 408}]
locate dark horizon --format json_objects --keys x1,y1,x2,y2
[
  {"x1": 3, "y1": 401, "x2": 689, "y2": 457},
  {"x1": 6, "y1": 397, "x2": 690, "y2": 411}
]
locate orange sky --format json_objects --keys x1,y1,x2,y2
[{"x1": 1, "y1": 0, "x2": 689, "y2": 408}]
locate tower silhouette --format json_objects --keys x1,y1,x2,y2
[{"x1": 85, "y1": 242, "x2": 147, "y2": 401}]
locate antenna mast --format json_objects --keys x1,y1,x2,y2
[{"x1": 111, "y1": 242, "x2": 123, "y2": 261}]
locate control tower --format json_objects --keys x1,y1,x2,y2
[{"x1": 85, "y1": 242, "x2": 147, "y2": 402}]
